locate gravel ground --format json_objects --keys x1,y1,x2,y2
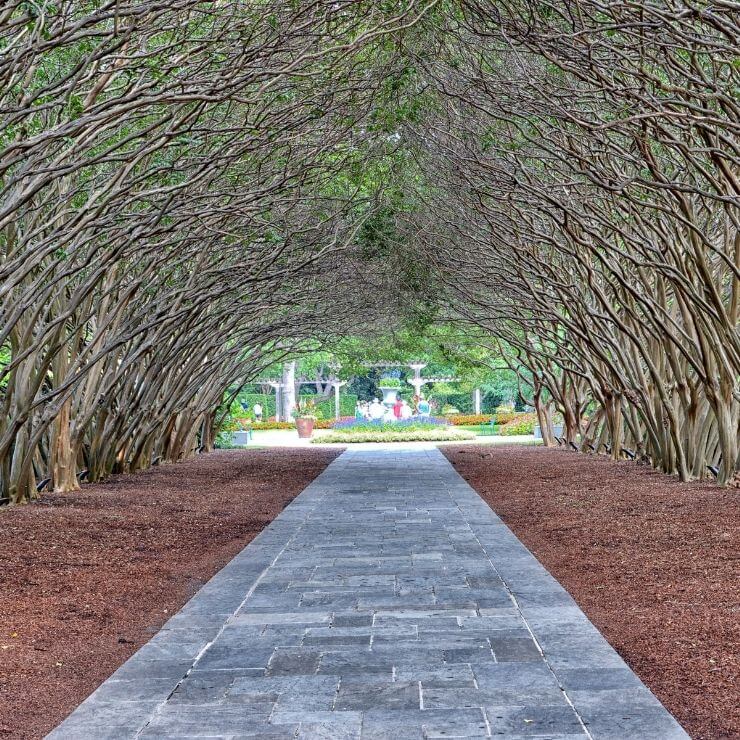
[
  {"x1": 443, "y1": 444, "x2": 739, "y2": 740},
  {"x1": 0, "y1": 448, "x2": 341, "y2": 740}
]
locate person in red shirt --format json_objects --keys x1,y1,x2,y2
[{"x1": 393, "y1": 395, "x2": 403, "y2": 419}]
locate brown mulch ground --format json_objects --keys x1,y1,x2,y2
[
  {"x1": 443, "y1": 445, "x2": 739, "y2": 740},
  {"x1": 0, "y1": 448, "x2": 341, "y2": 740}
]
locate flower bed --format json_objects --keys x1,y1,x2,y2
[
  {"x1": 447, "y1": 412, "x2": 522, "y2": 426},
  {"x1": 447, "y1": 413, "x2": 494, "y2": 425},
  {"x1": 331, "y1": 417, "x2": 449, "y2": 431},
  {"x1": 315, "y1": 427, "x2": 476, "y2": 444},
  {"x1": 243, "y1": 417, "x2": 353, "y2": 431}
]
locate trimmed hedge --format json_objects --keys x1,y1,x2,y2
[
  {"x1": 239, "y1": 393, "x2": 276, "y2": 417},
  {"x1": 239, "y1": 393, "x2": 358, "y2": 420}
]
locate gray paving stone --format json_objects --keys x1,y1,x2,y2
[
  {"x1": 109, "y1": 657, "x2": 194, "y2": 682},
  {"x1": 297, "y1": 720, "x2": 362, "y2": 739},
  {"x1": 230, "y1": 730, "x2": 299, "y2": 740},
  {"x1": 332, "y1": 613, "x2": 374, "y2": 628},
  {"x1": 488, "y1": 636, "x2": 542, "y2": 662},
  {"x1": 396, "y1": 664, "x2": 476, "y2": 688},
  {"x1": 47, "y1": 700, "x2": 159, "y2": 739},
  {"x1": 443, "y1": 646, "x2": 497, "y2": 663},
  {"x1": 569, "y1": 687, "x2": 690, "y2": 737},
  {"x1": 48, "y1": 447, "x2": 688, "y2": 739},
  {"x1": 266, "y1": 647, "x2": 322, "y2": 676},
  {"x1": 139, "y1": 705, "x2": 274, "y2": 735},
  {"x1": 230, "y1": 611, "x2": 330, "y2": 625},
  {"x1": 485, "y1": 705, "x2": 586, "y2": 737},
  {"x1": 273, "y1": 709, "x2": 362, "y2": 726},
  {"x1": 318, "y1": 651, "x2": 395, "y2": 676},
  {"x1": 195, "y1": 645, "x2": 274, "y2": 671},
  {"x1": 169, "y1": 672, "x2": 241, "y2": 705},
  {"x1": 87, "y1": 677, "x2": 181, "y2": 704},
  {"x1": 303, "y1": 634, "x2": 372, "y2": 647},
  {"x1": 335, "y1": 681, "x2": 420, "y2": 710},
  {"x1": 374, "y1": 615, "x2": 461, "y2": 630},
  {"x1": 361, "y1": 708, "x2": 489, "y2": 739}
]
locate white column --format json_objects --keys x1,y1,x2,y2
[
  {"x1": 281, "y1": 361, "x2": 296, "y2": 420},
  {"x1": 407, "y1": 362, "x2": 427, "y2": 400},
  {"x1": 333, "y1": 381, "x2": 347, "y2": 420},
  {"x1": 474, "y1": 388, "x2": 481, "y2": 415}
]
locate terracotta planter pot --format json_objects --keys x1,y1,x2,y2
[{"x1": 296, "y1": 417, "x2": 315, "y2": 439}]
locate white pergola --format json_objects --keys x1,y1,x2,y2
[
  {"x1": 404, "y1": 362, "x2": 458, "y2": 397},
  {"x1": 361, "y1": 360, "x2": 464, "y2": 404},
  {"x1": 256, "y1": 360, "x2": 473, "y2": 421},
  {"x1": 255, "y1": 378, "x2": 346, "y2": 421}
]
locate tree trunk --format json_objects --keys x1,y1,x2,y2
[
  {"x1": 282, "y1": 361, "x2": 296, "y2": 419},
  {"x1": 51, "y1": 399, "x2": 80, "y2": 493}
]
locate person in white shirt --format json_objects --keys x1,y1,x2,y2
[
  {"x1": 400, "y1": 400, "x2": 413, "y2": 419},
  {"x1": 253, "y1": 403, "x2": 263, "y2": 422},
  {"x1": 369, "y1": 398, "x2": 385, "y2": 422}
]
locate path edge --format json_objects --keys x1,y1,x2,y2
[{"x1": 46, "y1": 454, "x2": 346, "y2": 739}]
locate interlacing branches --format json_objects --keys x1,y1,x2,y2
[
  {"x1": 398, "y1": 0, "x2": 739, "y2": 483},
  {"x1": 0, "y1": 0, "x2": 437, "y2": 503},
  {"x1": 1, "y1": 0, "x2": 737, "y2": 503}
]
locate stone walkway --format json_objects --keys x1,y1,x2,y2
[{"x1": 50, "y1": 447, "x2": 687, "y2": 739}]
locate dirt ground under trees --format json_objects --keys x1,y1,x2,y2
[
  {"x1": 443, "y1": 445, "x2": 739, "y2": 740},
  {"x1": 1, "y1": 445, "x2": 736, "y2": 739},
  {"x1": 0, "y1": 448, "x2": 341, "y2": 740}
]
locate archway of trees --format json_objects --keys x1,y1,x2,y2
[{"x1": 1, "y1": 1, "x2": 737, "y2": 503}]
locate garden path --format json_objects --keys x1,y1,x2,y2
[{"x1": 49, "y1": 446, "x2": 687, "y2": 739}]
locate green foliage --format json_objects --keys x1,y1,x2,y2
[
  {"x1": 377, "y1": 376, "x2": 402, "y2": 388},
  {"x1": 218, "y1": 401, "x2": 252, "y2": 432},
  {"x1": 498, "y1": 413, "x2": 538, "y2": 436},
  {"x1": 239, "y1": 393, "x2": 277, "y2": 418},
  {"x1": 237, "y1": 392, "x2": 358, "y2": 420}
]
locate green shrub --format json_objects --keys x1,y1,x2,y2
[
  {"x1": 377, "y1": 377, "x2": 402, "y2": 388},
  {"x1": 237, "y1": 393, "x2": 358, "y2": 420},
  {"x1": 215, "y1": 439, "x2": 247, "y2": 449},
  {"x1": 239, "y1": 393, "x2": 277, "y2": 417},
  {"x1": 313, "y1": 394, "x2": 358, "y2": 418},
  {"x1": 498, "y1": 413, "x2": 537, "y2": 435}
]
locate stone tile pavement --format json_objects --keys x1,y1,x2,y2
[{"x1": 49, "y1": 446, "x2": 688, "y2": 739}]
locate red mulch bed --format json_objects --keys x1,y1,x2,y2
[
  {"x1": 443, "y1": 445, "x2": 739, "y2": 740},
  {"x1": 0, "y1": 448, "x2": 341, "y2": 740}
]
